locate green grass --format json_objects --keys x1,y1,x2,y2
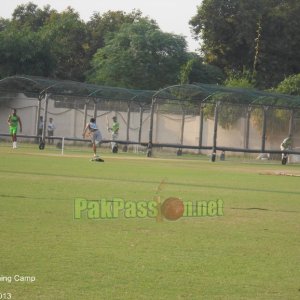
[{"x1": 0, "y1": 145, "x2": 299, "y2": 299}]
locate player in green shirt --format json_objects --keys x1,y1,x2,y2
[
  {"x1": 111, "y1": 116, "x2": 120, "y2": 135},
  {"x1": 7, "y1": 108, "x2": 22, "y2": 149}
]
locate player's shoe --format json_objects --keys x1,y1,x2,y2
[
  {"x1": 90, "y1": 156, "x2": 104, "y2": 162},
  {"x1": 95, "y1": 157, "x2": 104, "y2": 162}
]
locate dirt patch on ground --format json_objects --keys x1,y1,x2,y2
[{"x1": 259, "y1": 171, "x2": 300, "y2": 177}]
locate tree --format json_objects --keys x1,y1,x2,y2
[
  {"x1": 275, "y1": 74, "x2": 300, "y2": 96},
  {"x1": 190, "y1": 0, "x2": 300, "y2": 88},
  {"x1": 86, "y1": 10, "x2": 154, "y2": 61},
  {"x1": 0, "y1": 6, "x2": 89, "y2": 80},
  {"x1": 203, "y1": 74, "x2": 255, "y2": 129},
  {"x1": 12, "y1": 2, "x2": 54, "y2": 31},
  {"x1": 0, "y1": 25, "x2": 55, "y2": 78},
  {"x1": 0, "y1": 3, "x2": 58, "y2": 78},
  {"x1": 41, "y1": 8, "x2": 89, "y2": 81},
  {"x1": 250, "y1": 74, "x2": 300, "y2": 136},
  {"x1": 87, "y1": 20, "x2": 188, "y2": 89},
  {"x1": 0, "y1": 18, "x2": 10, "y2": 32},
  {"x1": 271, "y1": 74, "x2": 300, "y2": 131},
  {"x1": 180, "y1": 53, "x2": 225, "y2": 84}
]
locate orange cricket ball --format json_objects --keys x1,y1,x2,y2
[{"x1": 161, "y1": 197, "x2": 184, "y2": 221}]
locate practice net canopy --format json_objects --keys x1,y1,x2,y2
[{"x1": 1, "y1": 75, "x2": 300, "y2": 161}]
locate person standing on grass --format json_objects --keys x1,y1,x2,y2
[
  {"x1": 280, "y1": 134, "x2": 293, "y2": 164},
  {"x1": 108, "y1": 116, "x2": 120, "y2": 153},
  {"x1": 7, "y1": 108, "x2": 22, "y2": 149},
  {"x1": 36, "y1": 115, "x2": 44, "y2": 143},
  {"x1": 82, "y1": 118, "x2": 103, "y2": 159},
  {"x1": 47, "y1": 117, "x2": 55, "y2": 144},
  {"x1": 111, "y1": 116, "x2": 120, "y2": 137},
  {"x1": 38, "y1": 116, "x2": 43, "y2": 136}
]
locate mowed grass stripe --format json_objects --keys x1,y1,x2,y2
[{"x1": 0, "y1": 147, "x2": 300, "y2": 299}]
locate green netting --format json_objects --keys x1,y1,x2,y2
[
  {"x1": 1, "y1": 75, "x2": 300, "y2": 109},
  {"x1": 0, "y1": 75, "x2": 154, "y2": 104},
  {"x1": 153, "y1": 83, "x2": 300, "y2": 109},
  {"x1": 1, "y1": 75, "x2": 300, "y2": 160}
]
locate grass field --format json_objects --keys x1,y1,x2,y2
[{"x1": 0, "y1": 144, "x2": 299, "y2": 300}]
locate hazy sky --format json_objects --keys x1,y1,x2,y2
[{"x1": 1, "y1": 0, "x2": 202, "y2": 51}]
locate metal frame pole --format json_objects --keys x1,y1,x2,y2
[
  {"x1": 39, "y1": 93, "x2": 50, "y2": 149},
  {"x1": 244, "y1": 106, "x2": 251, "y2": 149},
  {"x1": 198, "y1": 103, "x2": 204, "y2": 152},
  {"x1": 93, "y1": 101, "x2": 97, "y2": 120},
  {"x1": 261, "y1": 106, "x2": 268, "y2": 152},
  {"x1": 138, "y1": 105, "x2": 144, "y2": 144},
  {"x1": 211, "y1": 102, "x2": 219, "y2": 162},
  {"x1": 288, "y1": 109, "x2": 295, "y2": 136},
  {"x1": 177, "y1": 105, "x2": 185, "y2": 155},
  {"x1": 147, "y1": 98, "x2": 156, "y2": 157},
  {"x1": 123, "y1": 101, "x2": 131, "y2": 152},
  {"x1": 83, "y1": 101, "x2": 88, "y2": 129},
  {"x1": 36, "y1": 99, "x2": 42, "y2": 137}
]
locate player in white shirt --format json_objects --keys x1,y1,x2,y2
[
  {"x1": 82, "y1": 118, "x2": 103, "y2": 161},
  {"x1": 280, "y1": 135, "x2": 292, "y2": 165},
  {"x1": 47, "y1": 118, "x2": 55, "y2": 144}
]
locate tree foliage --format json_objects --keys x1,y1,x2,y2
[
  {"x1": 40, "y1": 8, "x2": 89, "y2": 81},
  {"x1": 87, "y1": 20, "x2": 188, "y2": 89},
  {"x1": 251, "y1": 73, "x2": 300, "y2": 135},
  {"x1": 1, "y1": 3, "x2": 204, "y2": 87},
  {"x1": 180, "y1": 54, "x2": 225, "y2": 84},
  {"x1": 270, "y1": 73, "x2": 300, "y2": 129},
  {"x1": 11, "y1": 1, "x2": 54, "y2": 31},
  {"x1": 2, "y1": 0, "x2": 299, "y2": 94},
  {"x1": 203, "y1": 75, "x2": 255, "y2": 129},
  {"x1": 0, "y1": 24, "x2": 55, "y2": 77},
  {"x1": 86, "y1": 10, "x2": 153, "y2": 62},
  {"x1": 190, "y1": 0, "x2": 300, "y2": 88},
  {"x1": 275, "y1": 74, "x2": 300, "y2": 96}
]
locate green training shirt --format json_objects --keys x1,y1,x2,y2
[{"x1": 9, "y1": 115, "x2": 19, "y2": 128}]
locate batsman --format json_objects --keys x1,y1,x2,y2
[{"x1": 280, "y1": 135, "x2": 293, "y2": 165}]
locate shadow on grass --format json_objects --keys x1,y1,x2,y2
[{"x1": 230, "y1": 207, "x2": 300, "y2": 213}]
